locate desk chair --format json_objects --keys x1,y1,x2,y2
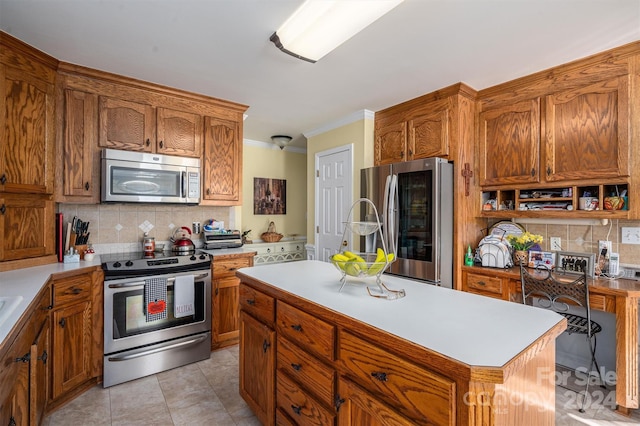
[{"x1": 519, "y1": 264, "x2": 605, "y2": 412}]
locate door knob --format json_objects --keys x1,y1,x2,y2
[{"x1": 342, "y1": 240, "x2": 348, "y2": 246}]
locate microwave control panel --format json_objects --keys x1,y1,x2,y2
[{"x1": 188, "y1": 172, "x2": 200, "y2": 198}]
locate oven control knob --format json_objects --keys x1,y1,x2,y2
[
  {"x1": 190, "y1": 255, "x2": 197, "y2": 261},
  {"x1": 125, "y1": 260, "x2": 134, "y2": 267},
  {"x1": 113, "y1": 261, "x2": 121, "y2": 268},
  {"x1": 199, "y1": 254, "x2": 207, "y2": 260}
]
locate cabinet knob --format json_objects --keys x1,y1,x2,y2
[
  {"x1": 546, "y1": 166, "x2": 552, "y2": 176},
  {"x1": 335, "y1": 396, "x2": 346, "y2": 411},
  {"x1": 39, "y1": 350, "x2": 48, "y2": 365},
  {"x1": 530, "y1": 168, "x2": 536, "y2": 177},
  {"x1": 159, "y1": 140, "x2": 164, "y2": 148},
  {"x1": 246, "y1": 299, "x2": 256, "y2": 305},
  {"x1": 146, "y1": 138, "x2": 151, "y2": 147},
  {"x1": 290, "y1": 363, "x2": 302, "y2": 371},
  {"x1": 291, "y1": 324, "x2": 303, "y2": 332},
  {"x1": 85, "y1": 182, "x2": 90, "y2": 191},
  {"x1": 0, "y1": 174, "x2": 6, "y2": 184},
  {"x1": 8, "y1": 416, "x2": 16, "y2": 426},
  {"x1": 59, "y1": 318, "x2": 66, "y2": 328},
  {"x1": 0, "y1": 204, "x2": 5, "y2": 215},
  {"x1": 262, "y1": 340, "x2": 271, "y2": 353},
  {"x1": 290, "y1": 405, "x2": 302, "y2": 416},
  {"x1": 71, "y1": 287, "x2": 82, "y2": 295},
  {"x1": 206, "y1": 188, "x2": 211, "y2": 195},
  {"x1": 477, "y1": 281, "x2": 486, "y2": 286},
  {"x1": 15, "y1": 353, "x2": 30, "y2": 363}
]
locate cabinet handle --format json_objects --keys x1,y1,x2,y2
[
  {"x1": 290, "y1": 405, "x2": 302, "y2": 416},
  {"x1": 262, "y1": 340, "x2": 270, "y2": 353},
  {"x1": 84, "y1": 182, "x2": 90, "y2": 191},
  {"x1": 531, "y1": 168, "x2": 535, "y2": 177},
  {"x1": 146, "y1": 138, "x2": 151, "y2": 147},
  {"x1": 546, "y1": 166, "x2": 551, "y2": 176},
  {"x1": 39, "y1": 350, "x2": 48, "y2": 365},
  {"x1": 71, "y1": 287, "x2": 82, "y2": 295},
  {"x1": 59, "y1": 318, "x2": 66, "y2": 328},
  {"x1": 206, "y1": 188, "x2": 211, "y2": 195},
  {"x1": 246, "y1": 299, "x2": 255, "y2": 306},
  {"x1": 291, "y1": 324, "x2": 303, "y2": 332},
  {"x1": 43, "y1": 305, "x2": 53, "y2": 311},
  {"x1": 290, "y1": 363, "x2": 302, "y2": 371},
  {"x1": 477, "y1": 281, "x2": 486, "y2": 286},
  {"x1": 15, "y1": 353, "x2": 30, "y2": 363},
  {"x1": 0, "y1": 204, "x2": 5, "y2": 215},
  {"x1": 159, "y1": 140, "x2": 164, "y2": 148},
  {"x1": 335, "y1": 395, "x2": 346, "y2": 411},
  {"x1": 0, "y1": 174, "x2": 6, "y2": 184},
  {"x1": 408, "y1": 149, "x2": 413, "y2": 157},
  {"x1": 371, "y1": 371, "x2": 388, "y2": 382},
  {"x1": 8, "y1": 416, "x2": 16, "y2": 426}
]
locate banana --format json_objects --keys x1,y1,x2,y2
[
  {"x1": 344, "y1": 262, "x2": 362, "y2": 276},
  {"x1": 332, "y1": 253, "x2": 349, "y2": 271}
]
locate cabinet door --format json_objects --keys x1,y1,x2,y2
[
  {"x1": 156, "y1": 107, "x2": 203, "y2": 157},
  {"x1": 212, "y1": 275, "x2": 240, "y2": 349},
  {"x1": 408, "y1": 101, "x2": 450, "y2": 160},
  {"x1": 374, "y1": 118, "x2": 406, "y2": 165},
  {"x1": 478, "y1": 98, "x2": 541, "y2": 186},
  {"x1": 337, "y1": 378, "x2": 414, "y2": 426},
  {"x1": 239, "y1": 311, "x2": 275, "y2": 426},
  {"x1": 0, "y1": 64, "x2": 55, "y2": 194},
  {"x1": 544, "y1": 75, "x2": 629, "y2": 181},
  {"x1": 0, "y1": 194, "x2": 55, "y2": 261},
  {"x1": 202, "y1": 117, "x2": 241, "y2": 204},
  {"x1": 51, "y1": 301, "x2": 92, "y2": 401},
  {"x1": 30, "y1": 317, "x2": 49, "y2": 426},
  {"x1": 98, "y1": 96, "x2": 154, "y2": 151},
  {"x1": 63, "y1": 89, "x2": 98, "y2": 200}
]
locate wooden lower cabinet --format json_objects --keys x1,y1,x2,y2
[
  {"x1": 0, "y1": 285, "x2": 51, "y2": 426},
  {"x1": 212, "y1": 253, "x2": 255, "y2": 350},
  {"x1": 239, "y1": 310, "x2": 275, "y2": 425},
  {"x1": 337, "y1": 377, "x2": 415, "y2": 425}
]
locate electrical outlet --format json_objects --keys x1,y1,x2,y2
[
  {"x1": 598, "y1": 240, "x2": 612, "y2": 258},
  {"x1": 622, "y1": 227, "x2": 640, "y2": 245},
  {"x1": 550, "y1": 237, "x2": 562, "y2": 251}
]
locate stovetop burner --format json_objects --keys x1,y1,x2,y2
[{"x1": 101, "y1": 250, "x2": 211, "y2": 278}]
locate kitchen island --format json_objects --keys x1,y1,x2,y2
[{"x1": 236, "y1": 260, "x2": 566, "y2": 425}]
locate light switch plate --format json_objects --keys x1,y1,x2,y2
[{"x1": 622, "y1": 227, "x2": 640, "y2": 245}]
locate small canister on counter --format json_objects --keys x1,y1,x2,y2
[{"x1": 143, "y1": 234, "x2": 155, "y2": 254}]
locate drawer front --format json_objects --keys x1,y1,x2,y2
[
  {"x1": 338, "y1": 330, "x2": 455, "y2": 425},
  {"x1": 277, "y1": 336, "x2": 334, "y2": 406},
  {"x1": 277, "y1": 370, "x2": 335, "y2": 426},
  {"x1": 277, "y1": 302, "x2": 335, "y2": 361},
  {"x1": 213, "y1": 256, "x2": 252, "y2": 278},
  {"x1": 465, "y1": 273, "x2": 503, "y2": 296},
  {"x1": 239, "y1": 284, "x2": 274, "y2": 325},
  {"x1": 254, "y1": 244, "x2": 276, "y2": 255},
  {"x1": 53, "y1": 274, "x2": 91, "y2": 306}
]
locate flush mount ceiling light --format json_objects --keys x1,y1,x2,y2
[
  {"x1": 270, "y1": 0, "x2": 404, "y2": 63},
  {"x1": 271, "y1": 135, "x2": 293, "y2": 150}
]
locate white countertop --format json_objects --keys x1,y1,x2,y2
[
  {"x1": 0, "y1": 257, "x2": 103, "y2": 344},
  {"x1": 237, "y1": 260, "x2": 565, "y2": 368}
]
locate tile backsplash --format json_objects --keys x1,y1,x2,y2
[
  {"x1": 58, "y1": 204, "x2": 235, "y2": 254},
  {"x1": 513, "y1": 219, "x2": 640, "y2": 267}
]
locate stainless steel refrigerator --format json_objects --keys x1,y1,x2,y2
[{"x1": 360, "y1": 157, "x2": 453, "y2": 288}]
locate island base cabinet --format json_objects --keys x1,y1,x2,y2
[
  {"x1": 239, "y1": 311, "x2": 274, "y2": 426},
  {"x1": 337, "y1": 378, "x2": 415, "y2": 426},
  {"x1": 276, "y1": 370, "x2": 335, "y2": 425}
]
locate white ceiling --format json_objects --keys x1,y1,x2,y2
[{"x1": 2, "y1": 0, "x2": 639, "y2": 149}]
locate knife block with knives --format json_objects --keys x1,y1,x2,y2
[{"x1": 65, "y1": 216, "x2": 91, "y2": 259}]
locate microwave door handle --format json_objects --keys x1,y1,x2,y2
[{"x1": 181, "y1": 171, "x2": 186, "y2": 198}]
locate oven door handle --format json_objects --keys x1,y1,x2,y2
[
  {"x1": 107, "y1": 273, "x2": 209, "y2": 289},
  {"x1": 107, "y1": 334, "x2": 209, "y2": 362}
]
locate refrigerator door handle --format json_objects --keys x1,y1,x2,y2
[
  {"x1": 388, "y1": 174, "x2": 399, "y2": 255},
  {"x1": 382, "y1": 175, "x2": 392, "y2": 253}
]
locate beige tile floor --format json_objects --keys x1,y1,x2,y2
[{"x1": 43, "y1": 345, "x2": 640, "y2": 425}]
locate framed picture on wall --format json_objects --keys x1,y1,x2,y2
[{"x1": 254, "y1": 177, "x2": 286, "y2": 215}]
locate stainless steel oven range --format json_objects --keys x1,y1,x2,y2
[{"x1": 102, "y1": 251, "x2": 211, "y2": 387}]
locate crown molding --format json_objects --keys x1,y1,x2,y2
[{"x1": 303, "y1": 109, "x2": 374, "y2": 139}]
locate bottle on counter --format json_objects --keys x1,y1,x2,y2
[{"x1": 465, "y1": 245, "x2": 474, "y2": 266}]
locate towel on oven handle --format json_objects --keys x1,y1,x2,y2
[
  {"x1": 144, "y1": 277, "x2": 168, "y2": 322},
  {"x1": 174, "y1": 275, "x2": 195, "y2": 318}
]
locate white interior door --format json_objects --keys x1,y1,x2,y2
[{"x1": 315, "y1": 145, "x2": 353, "y2": 262}]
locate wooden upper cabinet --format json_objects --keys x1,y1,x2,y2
[
  {"x1": 202, "y1": 116, "x2": 242, "y2": 205},
  {"x1": 375, "y1": 118, "x2": 406, "y2": 165},
  {"x1": 409, "y1": 100, "x2": 450, "y2": 160},
  {"x1": 156, "y1": 107, "x2": 203, "y2": 157},
  {"x1": 62, "y1": 89, "x2": 98, "y2": 200},
  {"x1": 478, "y1": 98, "x2": 541, "y2": 187},
  {"x1": 0, "y1": 194, "x2": 55, "y2": 261},
  {"x1": 0, "y1": 64, "x2": 55, "y2": 195},
  {"x1": 98, "y1": 96, "x2": 155, "y2": 152},
  {"x1": 544, "y1": 75, "x2": 629, "y2": 182}
]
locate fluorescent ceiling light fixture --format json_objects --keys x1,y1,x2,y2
[{"x1": 270, "y1": 0, "x2": 404, "y2": 63}]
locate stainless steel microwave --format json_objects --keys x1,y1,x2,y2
[{"x1": 101, "y1": 149, "x2": 201, "y2": 204}]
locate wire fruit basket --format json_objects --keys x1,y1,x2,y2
[{"x1": 330, "y1": 198, "x2": 405, "y2": 300}]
